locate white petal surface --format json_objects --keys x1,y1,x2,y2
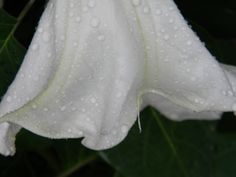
[
  {"x1": 0, "y1": 0, "x2": 144, "y2": 151},
  {"x1": 0, "y1": 123, "x2": 20, "y2": 156},
  {"x1": 143, "y1": 93, "x2": 222, "y2": 121},
  {"x1": 0, "y1": 0, "x2": 236, "y2": 156},
  {"x1": 139, "y1": 0, "x2": 236, "y2": 113}
]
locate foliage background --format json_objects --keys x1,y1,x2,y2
[{"x1": 0, "y1": 0, "x2": 236, "y2": 177}]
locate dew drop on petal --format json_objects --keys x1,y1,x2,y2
[
  {"x1": 164, "y1": 35, "x2": 170, "y2": 40},
  {"x1": 132, "y1": 0, "x2": 141, "y2": 6},
  {"x1": 78, "y1": 131, "x2": 83, "y2": 136},
  {"x1": 90, "y1": 97, "x2": 96, "y2": 104},
  {"x1": 6, "y1": 96, "x2": 12, "y2": 102},
  {"x1": 121, "y1": 125, "x2": 128, "y2": 133},
  {"x1": 232, "y1": 103, "x2": 236, "y2": 112},
  {"x1": 32, "y1": 104, "x2": 37, "y2": 109},
  {"x1": 75, "y1": 16, "x2": 81, "y2": 23},
  {"x1": 97, "y1": 35, "x2": 105, "y2": 41},
  {"x1": 90, "y1": 18, "x2": 100, "y2": 28},
  {"x1": 38, "y1": 27, "x2": 43, "y2": 33},
  {"x1": 42, "y1": 32, "x2": 50, "y2": 42},
  {"x1": 82, "y1": 6, "x2": 88, "y2": 12},
  {"x1": 31, "y1": 44, "x2": 38, "y2": 51},
  {"x1": 88, "y1": 0, "x2": 96, "y2": 8},
  {"x1": 156, "y1": 9, "x2": 162, "y2": 15},
  {"x1": 43, "y1": 107, "x2": 49, "y2": 112},
  {"x1": 69, "y1": 12, "x2": 74, "y2": 17},
  {"x1": 228, "y1": 91, "x2": 233, "y2": 96},
  {"x1": 60, "y1": 106, "x2": 66, "y2": 111},
  {"x1": 187, "y1": 40, "x2": 192, "y2": 46},
  {"x1": 69, "y1": 2, "x2": 74, "y2": 8},
  {"x1": 143, "y1": 6, "x2": 150, "y2": 14}
]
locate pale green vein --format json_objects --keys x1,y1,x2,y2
[
  {"x1": 0, "y1": 0, "x2": 35, "y2": 55},
  {"x1": 56, "y1": 155, "x2": 98, "y2": 177},
  {"x1": 150, "y1": 107, "x2": 189, "y2": 177}
]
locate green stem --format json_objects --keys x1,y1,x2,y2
[{"x1": 56, "y1": 155, "x2": 98, "y2": 177}]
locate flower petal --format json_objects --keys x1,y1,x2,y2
[
  {"x1": 138, "y1": 0, "x2": 236, "y2": 113},
  {"x1": 0, "y1": 0, "x2": 236, "y2": 156},
  {"x1": 0, "y1": 123, "x2": 20, "y2": 156},
  {"x1": 143, "y1": 93, "x2": 221, "y2": 121},
  {"x1": 0, "y1": 0, "x2": 145, "y2": 151},
  {"x1": 221, "y1": 64, "x2": 236, "y2": 93}
]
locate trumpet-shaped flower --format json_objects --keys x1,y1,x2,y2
[{"x1": 0, "y1": 0, "x2": 236, "y2": 156}]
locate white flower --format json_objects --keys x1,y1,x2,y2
[{"x1": 0, "y1": 0, "x2": 236, "y2": 156}]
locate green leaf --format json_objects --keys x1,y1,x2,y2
[
  {"x1": 101, "y1": 107, "x2": 236, "y2": 177},
  {"x1": 0, "y1": 9, "x2": 26, "y2": 97},
  {"x1": 52, "y1": 139, "x2": 97, "y2": 177}
]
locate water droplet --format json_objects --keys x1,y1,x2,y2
[
  {"x1": 187, "y1": 40, "x2": 192, "y2": 46},
  {"x1": 132, "y1": 0, "x2": 141, "y2": 6},
  {"x1": 47, "y1": 52, "x2": 52, "y2": 58},
  {"x1": 69, "y1": 2, "x2": 74, "y2": 8},
  {"x1": 232, "y1": 103, "x2": 236, "y2": 111},
  {"x1": 222, "y1": 90, "x2": 227, "y2": 96},
  {"x1": 75, "y1": 16, "x2": 81, "y2": 23},
  {"x1": 169, "y1": 18, "x2": 174, "y2": 23},
  {"x1": 97, "y1": 35, "x2": 105, "y2": 41},
  {"x1": 42, "y1": 32, "x2": 50, "y2": 42},
  {"x1": 164, "y1": 35, "x2": 170, "y2": 40},
  {"x1": 194, "y1": 98, "x2": 199, "y2": 103},
  {"x1": 60, "y1": 106, "x2": 66, "y2": 111},
  {"x1": 156, "y1": 9, "x2": 162, "y2": 15},
  {"x1": 112, "y1": 130, "x2": 117, "y2": 135},
  {"x1": 78, "y1": 131, "x2": 83, "y2": 136},
  {"x1": 121, "y1": 125, "x2": 128, "y2": 133},
  {"x1": 191, "y1": 77, "x2": 196, "y2": 81},
  {"x1": 186, "y1": 68, "x2": 190, "y2": 72},
  {"x1": 71, "y1": 107, "x2": 77, "y2": 111},
  {"x1": 32, "y1": 104, "x2": 37, "y2": 109},
  {"x1": 31, "y1": 44, "x2": 38, "y2": 51},
  {"x1": 228, "y1": 90, "x2": 233, "y2": 96},
  {"x1": 88, "y1": 0, "x2": 96, "y2": 8},
  {"x1": 90, "y1": 18, "x2": 100, "y2": 28},
  {"x1": 38, "y1": 27, "x2": 43, "y2": 33},
  {"x1": 169, "y1": 7, "x2": 174, "y2": 11},
  {"x1": 91, "y1": 97, "x2": 96, "y2": 103},
  {"x1": 143, "y1": 6, "x2": 150, "y2": 14},
  {"x1": 82, "y1": 6, "x2": 88, "y2": 12},
  {"x1": 60, "y1": 35, "x2": 65, "y2": 41},
  {"x1": 43, "y1": 107, "x2": 49, "y2": 112},
  {"x1": 6, "y1": 96, "x2": 12, "y2": 102},
  {"x1": 116, "y1": 92, "x2": 122, "y2": 98},
  {"x1": 69, "y1": 12, "x2": 74, "y2": 17}
]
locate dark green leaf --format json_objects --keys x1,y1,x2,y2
[
  {"x1": 0, "y1": 9, "x2": 26, "y2": 98},
  {"x1": 101, "y1": 107, "x2": 236, "y2": 177}
]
